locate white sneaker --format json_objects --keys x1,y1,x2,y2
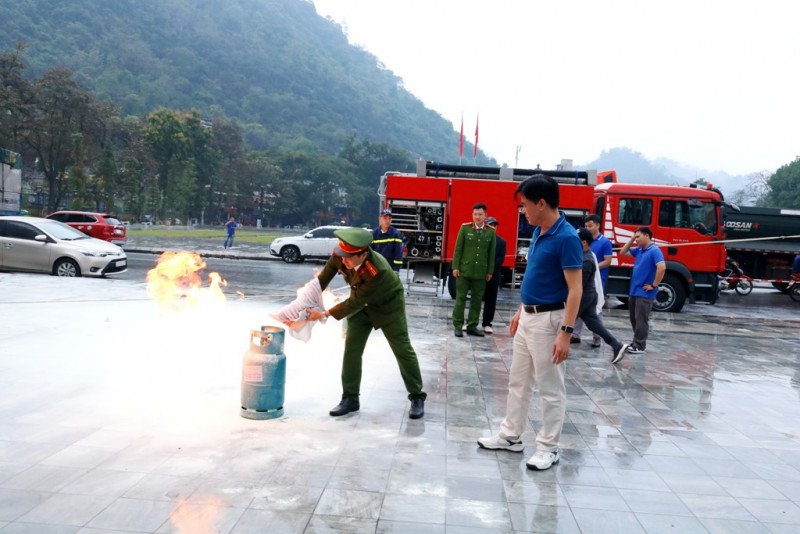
[
  {"x1": 612, "y1": 343, "x2": 629, "y2": 364},
  {"x1": 483, "y1": 325, "x2": 493, "y2": 334},
  {"x1": 526, "y1": 449, "x2": 560, "y2": 470},
  {"x1": 627, "y1": 346, "x2": 646, "y2": 354},
  {"x1": 477, "y1": 434, "x2": 524, "y2": 452}
]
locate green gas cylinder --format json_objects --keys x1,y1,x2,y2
[{"x1": 240, "y1": 326, "x2": 286, "y2": 420}]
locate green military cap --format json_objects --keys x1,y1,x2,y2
[{"x1": 334, "y1": 227, "x2": 373, "y2": 257}]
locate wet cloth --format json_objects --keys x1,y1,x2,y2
[{"x1": 271, "y1": 277, "x2": 327, "y2": 342}]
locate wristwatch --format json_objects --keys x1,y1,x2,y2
[{"x1": 560, "y1": 325, "x2": 574, "y2": 334}]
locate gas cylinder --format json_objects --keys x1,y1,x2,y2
[{"x1": 240, "y1": 326, "x2": 286, "y2": 420}]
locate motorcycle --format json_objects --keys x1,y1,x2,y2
[{"x1": 719, "y1": 257, "x2": 754, "y2": 296}]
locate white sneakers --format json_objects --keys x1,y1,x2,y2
[
  {"x1": 477, "y1": 434, "x2": 560, "y2": 471},
  {"x1": 612, "y1": 343, "x2": 629, "y2": 364},
  {"x1": 483, "y1": 325, "x2": 493, "y2": 334},
  {"x1": 526, "y1": 450, "x2": 560, "y2": 470},
  {"x1": 627, "y1": 346, "x2": 646, "y2": 355},
  {"x1": 476, "y1": 434, "x2": 524, "y2": 452}
]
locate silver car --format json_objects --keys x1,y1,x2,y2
[{"x1": 0, "y1": 216, "x2": 127, "y2": 277}]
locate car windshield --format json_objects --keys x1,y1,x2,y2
[{"x1": 39, "y1": 220, "x2": 90, "y2": 240}]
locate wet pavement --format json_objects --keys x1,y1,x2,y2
[{"x1": 1, "y1": 234, "x2": 799, "y2": 533}]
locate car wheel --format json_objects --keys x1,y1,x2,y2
[
  {"x1": 54, "y1": 258, "x2": 81, "y2": 277},
  {"x1": 280, "y1": 245, "x2": 301, "y2": 263}
]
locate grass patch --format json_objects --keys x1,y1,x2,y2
[{"x1": 127, "y1": 228, "x2": 291, "y2": 244}]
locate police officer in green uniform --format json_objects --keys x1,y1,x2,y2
[
  {"x1": 306, "y1": 227, "x2": 427, "y2": 419},
  {"x1": 452, "y1": 202, "x2": 497, "y2": 337}
]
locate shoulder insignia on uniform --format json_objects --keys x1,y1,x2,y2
[
  {"x1": 462, "y1": 222, "x2": 472, "y2": 226},
  {"x1": 361, "y1": 261, "x2": 378, "y2": 277}
]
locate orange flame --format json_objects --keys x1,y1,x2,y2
[
  {"x1": 146, "y1": 251, "x2": 227, "y2": 309},
  {"x1": 169, "y1": 499, "x2": 223, "y2": 534}
]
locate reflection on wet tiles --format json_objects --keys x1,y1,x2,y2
[
  {"x1": 554, "y1": 465, "x2": 613, "y2": 488},
  {"x1": 677, "y1": 493, "x2": 757, "y2": 520},
  {"x1": 445, "y1": 475, "x2": 505, "y2": 502},
  {"x1": 571, "y1": 507, "x2": 645, "y2": 533},
  {"x1": 618, "y1": 487, "x2": 692, "y2": 515},
  {"x1": 327, "y1": 466, "x2": 390, "y2": 493},
  {"x1": 605, "y1": 467, "x2": 671, "y2": 492},
  {"x1": 737, "y1": 497, "x2": 800, "y2": 524},
  {"x1": 445, "y1": 498, "x2": 512, "y2": 529},
  {"x1": 508, "y1": 502, "x2": 580, "y2": 533},
  {"x1": 643, "y1": 454, "x2": 704, "y2": 476},
  {"x1": 697, "y1": 516, "x2": 773, "y2": 534},
  {"x1": 660, "y1": 472, "x2": 728, "y2": 496},
  {"x1": 560, "y1": 484, "x2": 630, "y2": 511},
  {"x1": 380, "y1": 493, "x2": 445, "y2": 524},
  {"x1": 229, "y1": 509, "x2": 309, "y2": 534},
  {"x1": 251, "y1": 484, "x2": 323, "y2": 513},
  {"x1": 635, "y1": 512, "x2": 710, "y2": 533},
  {"x1": 314, "y1": 488, "x2": 383, "y2": 519},
  {"x1": 304, "y1": 514, "x2": 377, "y2": 533}
]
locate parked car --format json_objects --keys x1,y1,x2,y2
[
  {"x1": 269, "y1": 225, "x2": 347, "y2": 263},
  {"x1": 45, "y1": 211, "x2": 127, "y2": 245},
  {"x1": 0, "y1": 216, "x2": 127, "y2": 277}
]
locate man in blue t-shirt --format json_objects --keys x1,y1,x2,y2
[
  {"x1": 620, "y1": 226, "x2": 666, "y2": 354},
  {"x1": 571, "y1": 214, "x2": 614, "y2": 346},
  {"x1": 477, "y1": 175, "x2": 582, "y2": 472},
  {"x1": 223, "y1": 216, "x2": 239, "y2": 249}
]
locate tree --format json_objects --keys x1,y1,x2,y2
[
  {"x1": 764, "y1": 157, "x2": 800, "y2": 209},
  {"x1": 16, "y1": 66, "x2": 104, "y2": 211},
  {"x1": 729, "y1": 171, "x2": 771, "y2": 207}
]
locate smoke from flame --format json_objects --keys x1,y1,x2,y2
[{"x1": 146, "y1": 252, "x2": 227, "y2": 309}]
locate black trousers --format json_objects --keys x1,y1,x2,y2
[{"x1": 482, "y1": 273, "x2": 501, "y2": 327}]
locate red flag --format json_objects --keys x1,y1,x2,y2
[
  {"x1": 473, "y1": 114, "x2": 479, "y2": 159},
  {"x1": 459, "y1": 115, "x2": 464, "y2": 158}
]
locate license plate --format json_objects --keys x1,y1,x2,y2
[{"x1": 116, "y1": 260, "x2": 127, "y2": 267}]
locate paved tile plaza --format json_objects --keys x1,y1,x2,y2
[{"x1": 1, "y1": 273, "x2": 799, "y2": 533}]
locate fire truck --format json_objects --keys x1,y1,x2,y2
[
  {"x1": 723, "y1": 206, "x2": 800, "y2": 291},
  {"x1": 379, "y1": 160, "x2": 727, "y2": 313}
]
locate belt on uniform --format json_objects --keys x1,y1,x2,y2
[{"x1": 522, "y1": 302, "x2": 565, "y2": 314}]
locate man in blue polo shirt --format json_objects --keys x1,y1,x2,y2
[
  {"x1": 477, "y1": 175, "x2": 582, "y2": 471},
  {"x1": 620, "y1": 226, "x2": 666, "y2": 354}
]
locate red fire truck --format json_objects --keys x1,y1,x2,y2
[{"x1": 379, "y1": 160, "x2": 727, "y2": 312}]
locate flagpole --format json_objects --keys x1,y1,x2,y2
[
  {"x1": 459, "y1": 113, "x2": 464, "y2": 164},
  {"x1": 473, "y1": 113, "x2": 479, "y2": 163}
]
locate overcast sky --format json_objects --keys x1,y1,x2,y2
[{"x1": 312, "y1": 0, "x2": 798, "y2": 176}]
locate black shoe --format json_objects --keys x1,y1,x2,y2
[
  {"x1": 454, "y1": 328, "x2": 464, "y2": 338},
  {"x1": 409, "y1": 398, "x2": 425, "y2": 419},
  {"x1": 570, "y1": 336, "x2": 581, "y2": 344},
  {"x1": 466, "y1": 327, "x2": 485, "y2": 337},
  {"x1": 329, "y1": 397, "x2": 359, "y2": 416}
]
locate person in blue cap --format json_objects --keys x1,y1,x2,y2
[
  {"x1": 306, "y1": 227, "x2": 427, "y2": 419},
  {"x1": 371, "y1": 209, "x2": 404, "y2": 273}
]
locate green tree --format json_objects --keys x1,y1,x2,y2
[
  {"x1": 17, "y1": 66, "x2": 104, "y2": 211},
  {"x1": 764, "y1": 157, "x2": 800, "y2": 209}
]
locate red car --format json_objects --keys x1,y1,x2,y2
[{"x1": 46, "y1": 211, "x2": 127, "y2": 245}]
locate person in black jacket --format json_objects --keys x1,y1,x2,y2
[
  {"x1": 481, "y1": 216, "x2": 506, "y2": 334},
  {"x1": 371, "y1": 209, "x2": 404, "y2": 273}
]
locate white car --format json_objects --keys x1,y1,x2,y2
[
  {"x1": 0, "y1": 216, "x2": 127, "y2": 277},
  {"x1": 269, "y1": 225, "x2": 347, "y2": 263}
]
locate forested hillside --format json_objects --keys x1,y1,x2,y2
[{"x1": 0, "y1": 0, "x2": 489, "y2": 164}]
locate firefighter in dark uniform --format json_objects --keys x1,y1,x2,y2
[
  {"x1": 306, "y1": 227, "x2": 426, "y2": 419},
  {"x1": 452, "y1": 203, "x2": 497, "y2": 337},
  {"x1": 371, "y1": 209, "x2": 404, "y2": 273}
]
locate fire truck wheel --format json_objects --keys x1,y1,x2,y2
[
  {"x1": 280, "y1": 245, "x2": 302, "y2": 264},
  {"x1": 653, "y1": 273, "x2": 686, "y2": 313},
  {"x1": 447, "y1": 272, "x2": 457, "y2": 299}
]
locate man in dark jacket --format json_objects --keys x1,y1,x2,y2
[
  {"x1": 481, "y1": 216, "x2": 506, "y2": 334},
  {"x1": 371, "y1": 209, "x2": 404, "y2": 273},
  {"x1": 306, "y1": 227, "x2": 426, "y2": 419}
]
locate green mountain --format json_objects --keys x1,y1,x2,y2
[{"x1": 0, "y1": 0, "x2": 492, "y2": 164}]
